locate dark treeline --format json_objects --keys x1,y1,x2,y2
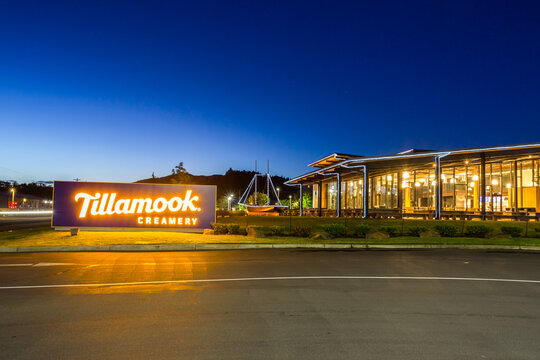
[
  {"x1": 0, "y1": 181, "x2": 53, "y2": 199},
  {"x1": 137, "y1": 168, "x2": 297, "y2": 207}
]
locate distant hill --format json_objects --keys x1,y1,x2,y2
[{"x1": 136, "y1": 168, "x2": 296, "y2": 208}]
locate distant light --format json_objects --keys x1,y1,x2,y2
[
  {"x1": 472, "y1": 175, "x2": 479, "y2": 181},
  {"x1": 506, "y1": 183, "x2": 512, "y2": 189},
  {"x1": 386, "y1": 175, "x2": 392, "y2": 181},
  {"x1": 492, "y1": 179, "x2": 499, "y2": 185},
  {"x1": 402, "y1": 171, "x2": 410, "y2": 179},
  {"x1": 415, "y1": 182, "x2": 421, "y2": 187}
]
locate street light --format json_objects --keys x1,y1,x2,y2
[
  {"x1": 276, "y1": 187, "x2": 280, "y2": 200},
  {"x1": 227, "y1": 195, "x2": 233, "y2": 211},
  {"x1": 9, "y1": 188, "x2": 15, "y2": 202},
  {"x1": 289, "y1": 195, "x2": 292, "y2": 210}
]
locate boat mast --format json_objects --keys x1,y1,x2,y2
[
  {"x1": 254, "y1": 160, "x2": 257, "y2": 205},
  {"x1": 267, "y1": 160, "x2": 270, "y2": 205}
]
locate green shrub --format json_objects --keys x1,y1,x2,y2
[
  {"x1": 323, "y1": 223, "x2": 348, "y2": 238},
  {"x1": 292, "y1": 225, "x2": 312, "y2": 237},
  {"x1": 269, "y1": 226, "x2": 287, "y2": 236},
  {"x1": 434, "y1": 224, "x2": 458, "y2": 237},
  {"x1": 227, "y1": 224, "x2": 244, "y2": 235},
  {"x1": 355, "y1": 224, "x2": 371, "y2": 238},
  {"x1": 501, "y1": 225, "x2": 523, "y2": 237},
  {"x1": 379, "y1": 226, "x2": 398, "y2": 237},
  {"x1": 211, "y1": 223, "x2": 229, "y2": 235},
  {"x1": 408, "y1": 226, "x2": 427, "y2": 237},
  {"x1": 465, "y1": 224, "x2": 492, "y2": 238}
]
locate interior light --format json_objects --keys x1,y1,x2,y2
[
  {"x1": 387, "y1": 175, "x2": 392, "y2": 181},
  {"x1": 402, "y1": 171, "x2": 410, "y2": 179},
  {"x1": 469, "y1": 182, "x2": 475, "y2": 187},
  {"x1": 506, "y1": 183, "x2": 512, "y2": 189},
  {"x1": 431, "y1": 181, "x2": 436, "y2": 186},
  {"x1": 472, "y1": 175, "x2": 479, "y2": 181},
  {"x1": 415, "y1": 182, "x2": 421, "y2": 187},
  {"x1": 492, "y1": 179, "x2": 498, "y2": 185}
]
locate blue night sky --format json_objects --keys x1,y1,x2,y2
[{"x1": 1, "y1": 1, "x2": 539, "y2": 183}]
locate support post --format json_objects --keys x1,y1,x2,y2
[
  {"x1": 397, "y1": 171, "x2": 402, "y2": 214},
  {"x1": 318, "y1": 181, "x2": 322, "y2": 217},
  {"x1": 513, "y1": 160, "x2": 518, "y2": 212},
  {"x1": 336, "y1": 173, "x2": 341, "y2": 217},
  {"x1": 481, "y1": 153, "x2": 486, "y2": 220},
  {"x1": 299, "y1": 184, "x2": 303, "y2": 216},
  {"x1": 363, "y1": 168, "x2": 369, "y2": 218},
  {"x1": 435, "y1": 157, "x2": 442, "y2": 219}
]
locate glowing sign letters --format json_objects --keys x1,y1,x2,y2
[{"x1": 52, "y1": 181, "x2": 216, "y2": 230}]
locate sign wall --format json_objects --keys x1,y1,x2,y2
[{"x1": 52, "y1": 181, "x2": 216, "y2": 230}]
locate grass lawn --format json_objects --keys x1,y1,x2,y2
[{"x1": 0, "y1": 215, "x2": 539, "y2": 248}]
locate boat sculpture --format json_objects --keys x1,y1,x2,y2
[{"x1": 237, "y1": 161, "x2": 288, "y2": 215}]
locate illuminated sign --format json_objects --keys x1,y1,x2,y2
[{"x1": 52, "y1": 181, "x2": 216, "y2": 230}]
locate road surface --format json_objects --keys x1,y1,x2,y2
[
  {"x1": 1, "y1": 249, "x2": 539, "y2": 359},
  {"x1": 0, "y1": 214, "x2": 51, "y2": 231}
]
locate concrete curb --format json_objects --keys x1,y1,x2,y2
[{"x1": 1, "y1": 244, "x2": 540, "y2": 253}]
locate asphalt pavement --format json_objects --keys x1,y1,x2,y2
[
  {"x1": 1, "y1": 249, "x2": 539, "y2": 359},
  {"x1": 0, "y1": 215, "x2": 51, "y2": 231}
]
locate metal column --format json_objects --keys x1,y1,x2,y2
[
  {"x1": 336, "y1": 173, "x2": 341, "y2": 217},
  {"x1": 363, "y1": 168, "x2": 369, "y2": 218},
  {"x1": 513, "y1": 160, "x2": 518, "y2": 212},
  {"x1": 435, "y1": 157, "x2": 442, "y2": 219},
  {"x1": 481, "y1": 153, "x2": 486, "y2": 220},
  {"x1": 299, "y1": 184, "x2": 303, "y2": 216},
  {"x1": 318, "y1": 181, "x2": 322, "y2": 217}
]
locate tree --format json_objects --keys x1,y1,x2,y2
[
  {"x1": 303, "y1": 192, "x2": 313, "y2": 209},
  {"x1": 247, "y1": 192, "x2": 269, "y2": 206},
  {"x1": 172, "y1": 162, "x2": 187, "y2": 175}
]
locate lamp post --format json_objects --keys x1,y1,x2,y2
[
  {"x1": 277, "y1": 187, "x2": 280, "y2": 200},
  {"x1": 10, "y1": 188, "x2": 15, "y2": 202},
  {"x1": 227, "y1": 195, "x2": 233, "y2": 211}
]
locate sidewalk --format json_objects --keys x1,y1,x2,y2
[{"x1": 2, "y1": 243, "x2": 540, "y2": 253}]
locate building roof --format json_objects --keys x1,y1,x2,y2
[
  {"x1": 308, "y1": 153, "x2": 362, "y2": 168},
  {"x1": 286, "y1": 142, "x2": 540, "y2": 185}
]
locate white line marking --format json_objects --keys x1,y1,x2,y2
[
  {"x1": 33, "y1": 263, "x2": 76, "y2": 267},
  {"x1": 0, "y1": 263, "x2": 77, "y2": 267},
  {"x1": 0, "y1": 210, "x2": 52, "y2": 215},
  {"x1": 0, "y1": 276, "x2": 539, "y2": 290},
  {"x1": 0, "y1": 264, "x2": 33, "y2": 267}
]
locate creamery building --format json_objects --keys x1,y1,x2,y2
[{"x1": 285, "y1": 143, "x2": 540, "y2": 220}]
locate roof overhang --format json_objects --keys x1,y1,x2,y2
[{"x1": 286, "y1": 143, "x2": 540, "y2": 185}]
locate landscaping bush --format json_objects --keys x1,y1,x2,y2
[
  {"x1": 227, "y1": 224, "x2": 244, "y2": 235},
  {"x1": 379, "y1": 226, "x2": 398, "y2": 237},
  {"x1": 292, "y1": 225, "x2": 312, "y2": 237},
  {"x1": 355, "y1": 224, "x2": 371, "y2": 238},
  {"x1": 323, "y1": 223, "x2": 348, "y2": 238},
  {"x1": 465, "y1": 224, "x2": 492, "y2": 238},
  {"x1": 434, "y1": 224, "x2": 458, "y2": 237},
  {"x1": 269, "y1": 226, "x2": 287, "y2": 236},
  {"x1": 408, "y1": 226, "x2": 427, "y2": 237},
  {"x1": 501, "y1": 225, "x2": 523, "y2": 237},
  {"x1": 211, "y1": 223, "x2": 229, "y2": 235}
]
